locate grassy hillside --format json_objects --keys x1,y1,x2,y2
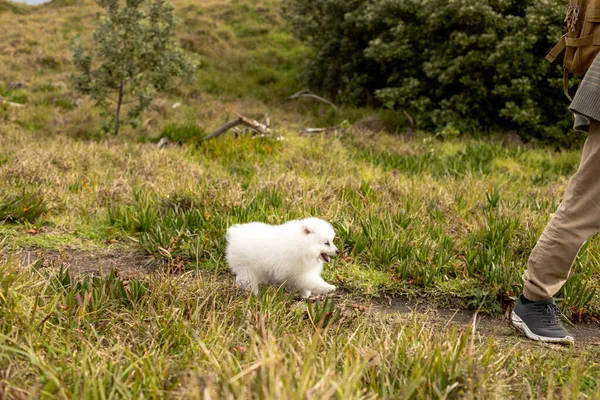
[{"x1": 1, "y1": 0, "x2": 599, "y2": 397}]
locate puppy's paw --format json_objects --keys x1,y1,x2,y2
[
  {"x1": 323, "y1": 284, "x2": 337, "y2": 294},
  {"x1": 235, "y1": 278, "x2": 251, "y2": 290},
  {"x1": 235, "y1": 277, "x2": 259, "y2": 295},
  {"x1": 312, "y1": 283, "x2": 336, "y2": 295}
]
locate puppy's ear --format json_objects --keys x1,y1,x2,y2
[{"x1": 302, "y1": 225, "x2": 313, "y2": 235}]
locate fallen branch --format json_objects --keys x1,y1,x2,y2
[
  {"x1": 303, "y1": 123, "x2": 343, "y2": 135},
  {"x1": 0, "y1": 96, "x2": 25, "y2": 108},
  {"x1": 305, "y1": 128, "x2": 333, "y2": 134},
  {"x1": 206, "y1": 115, "x2": 270, "y2": 140},
  {"x1": 286, "y1": 90, "x2": 338, "y2": 110},
  {"x1": 402, "y1": 110, "x2": 415, "y2": 132}
]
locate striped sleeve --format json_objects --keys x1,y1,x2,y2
[{"x1": 570, "y1": 52, "x2": 600, "y2": 125}]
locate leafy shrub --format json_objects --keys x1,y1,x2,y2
[{"x1": 284, "y1": 0, "x2": 581, "y2": 146}]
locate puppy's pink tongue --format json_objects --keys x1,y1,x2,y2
[{"x1": 321, "y1": 253, "x2": 331, "y2": 262}]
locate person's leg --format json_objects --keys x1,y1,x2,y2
[
  {"x1": 512, "y1": 120, "x2": 600, "y2": 343},
  {"x1": 523, "y1": 120, "x2": 600, "y2": 300}
]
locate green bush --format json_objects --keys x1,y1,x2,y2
[{"x1": 284, "y1": 0, "x2": 581, "y2": 146}]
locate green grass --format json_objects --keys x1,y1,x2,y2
[
  {"x1": 92, "y1": 132, "x2": 595, "y2": 318},
  {"x1": 0, "y1": 0, "x2": 599, "y2": 397},
  {"x1": 178, "y1": 0, "x2": 311, "y2": 101},
  {"x1": 2, "y1": 260, "x2": 600, "y2": 398},
  {"x1": 0, "y1": 189, "x2": 48, "y2": 223},
  {"x1": 3, "y1": 126, "x2": 594, "y2": 317}
]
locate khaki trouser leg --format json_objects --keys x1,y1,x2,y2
[{"x1": 523, "y1": 121, "x2": 600, "y2": 301}]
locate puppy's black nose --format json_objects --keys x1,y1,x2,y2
[{"x1": 335, "y1": 249, "x2": 339, "y2": 255}]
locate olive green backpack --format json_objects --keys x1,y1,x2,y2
[{"x1": 546, "y1": 0, "x2": 600, "y2": 99}]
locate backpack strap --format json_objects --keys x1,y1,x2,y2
[
  {"x1": 546, "y1": 34, "x2": 567, "y2": 63},
  {"x1": 565, "y1": 31, "x2": 600, "y2": 47},
  {"x1": 545, "y1": 34, "x2": 573, "y2": 99},
  {"x1": 545, "y1": 32, "x2": 600, "y2": 63},
  {"x1": 563, "y1": 66, "x2": 573, "y2": 101}
]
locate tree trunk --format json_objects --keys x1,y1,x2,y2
[{"x1": 114, "y1": 81, "x2": 125, "y2": 135}]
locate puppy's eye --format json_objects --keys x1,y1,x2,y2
[{"x1": 325, "y1": 241, "x2": 330, "y2": 246}]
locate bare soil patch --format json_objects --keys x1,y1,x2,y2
[{"x1": 3, "y1": 247, "x2": 165, "y2": 278}]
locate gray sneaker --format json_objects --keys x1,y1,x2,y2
[{"x1": 511, "y1": 294, "x2": 574, "y2": 344}]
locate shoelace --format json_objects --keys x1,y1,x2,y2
[{"x1": 532, "y1": 303, "x2": 560, "y2": 325}]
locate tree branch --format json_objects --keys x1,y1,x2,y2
[
  {"x1": 286, "y1": 90, "x2": 338, "y2": 110},
  {"x1": 403, "y1": 110, "x2": 415, "y2": 132}
]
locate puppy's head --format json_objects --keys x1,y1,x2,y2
[{"x1": 300, "y1": 218, "x2": 338, "y2": 263}]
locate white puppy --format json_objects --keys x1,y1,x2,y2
[{"x1": 225, "y1": 217, "x2": 339, "y2": 298}]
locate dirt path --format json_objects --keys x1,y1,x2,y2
[
  {"x1": 370, "y1": 296, "x2": 600, "y2": 346},
  {"x1": 4, "y1": 247, "x2": 600, "y2": 346},
  {"x1": 4, "y1": 247, "x2": 165, "y2": 277}
]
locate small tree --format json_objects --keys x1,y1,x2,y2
[{"x1": 72, "y1": 0, "x2": 198, "y2": 135}]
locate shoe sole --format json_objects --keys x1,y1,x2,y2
[{"x1": 510, "y1": 312, "x2": 574, "y2": 344}]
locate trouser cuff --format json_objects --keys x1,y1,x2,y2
[{"x1": 522, "y1": 285, "x2": 550, "y2": 302}]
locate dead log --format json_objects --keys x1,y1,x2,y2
[{"x1": 206, "y1": 115, "x2": 270, "y2": 140}]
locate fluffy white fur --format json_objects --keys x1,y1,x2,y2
[{"x1": 225, "y1": 217, "x2": 339, "y2": 298}]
